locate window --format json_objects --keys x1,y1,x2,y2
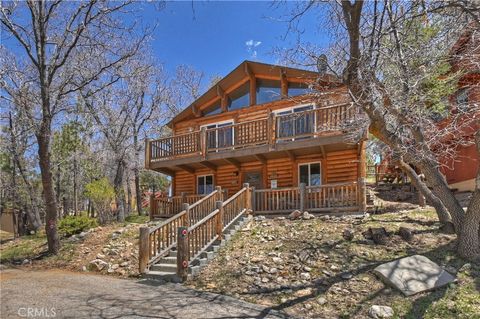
[
  {"x1": 204, "y1": 121, "x2": 234, "y2": 151},
  {"x1": 288, "y1": 82, "x2": 312, "y2": 97},
  {"x1": 197, "y1": 175, "x2": 214, "y2": 195},
  {"x1": 299, "y1": 163, "x2": 321, "y2": 186},
  {"x1": 204, "y1": 101, "x2": 221, "y2": 116},
  {"x1": 276, "y1": 104, "x2": 315, "y2": 140},
  {"x1": 228, "y1": 81, "x2": 250, "y2": 111},
  {"x1": 256, "y1": 79, "x2": 281, "y2": 104}
]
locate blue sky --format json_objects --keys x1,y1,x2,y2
[{"x1": 142, "y1": 1, "x2": 328, "y2": 83}]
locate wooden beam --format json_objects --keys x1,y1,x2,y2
[
  {"x1": 245, "y1": 63, "x2": 256, "y2": 106},
  {"x1": 254, "y1": 154, "x2": 267, "y2": 165},
  {"x1": 192, "y1": 104, "x2": 202, "y2": 118},
  {"x1": 217, "y1": 85, "x2": 228, "y2": 112},
  {"x1": 157, "y1": 168, "x2": 174, "y2": 176},
  {"x1": 177, "y1": 165, "x2": 195, "y2": 174},
  {"x1": 280, "y1": 70, "x2": 288, "y2": 98},
  {"x1": 224, "y1": 158, "x2": 241, "y2": 170},
  {"x1": 199, "y1": 161, "x2": 217, "y2": 172},
  {"x1": 320, "y1": 145, "x2": 326, "y2": 158},
  {"x1": 285, "y1": 150, "x2": 296, "y2": 161}
]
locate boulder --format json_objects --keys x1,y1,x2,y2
[
  {"x1": 289, "y1": 210, "x2": 303, "y2": 220},
  {"x1": 373, "y1": 255, "x2": 456, "y2": 296},
  {"x1": 88, "y1": 259, "x2": 108, "y2": 271},
  {"x1": 368, "y1": 305, "x2": 394, "y2": 318},
  {"x1": 302, "y1": 211, "x2": 315, "y2": 220},
  {"x1": 398, "y1": 227, "x2": 413, "y2": 242},
  {"x1": 363, "y1": 227, "x2": 389, "y2": 245},
  {"x1": 342, "y1": 228, "x2": 355, "y2": 241}
]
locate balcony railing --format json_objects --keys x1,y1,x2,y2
[{"x1": 147, "y1": 103, "x2": 362, "y2": 163}]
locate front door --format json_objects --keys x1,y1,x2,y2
[{"x1": 243, "y1": 171, "x2": 263, "y2": 190}]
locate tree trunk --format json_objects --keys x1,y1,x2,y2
[
  {"x1": 458, "y1": 189, "x2": 480, "y2": 260},
  {"x1": 114, "y1": 157, "x2": 125, "y2": 222},
  {"x1": 398, "y1": 159, "x2": 454, "y2": 230},
  {"x1": 73, "y1": 152, "x2": 78, "y2": 216},
  {"x1": 126, "y1": 174, "x2": 132, "y2": 217},
  {"x1": 134, "y1": 134, "x2": 143, "y2": 215},
  {"x1": 38, "y1": 130, "x2": 60, "y2": 254}
]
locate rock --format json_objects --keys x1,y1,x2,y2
[
  {"x1": 330, "y1": 265, "x2": 339, "y2": 271},
  {"x1": 254, "y1": 215, "x2": 266, "y2": 221},
  {"x1": 22, "y1": 259, "x2": 30, "y2": 265},
  {"x1": 120, "y1": 261, "x2": 129, "y2": 267},
  {"x1": 303, "y1": 266, "x2": 312, "y2": 272},
  {"x1": 304, "y1": 303, "x2": 313, "y2": 310},
  {"x1": 341, "y1": 272, "x2": 353, "y2": 280},
  {"x1": 269, "y1": 267, "x2": 278, "y2": 274},
  {"x1": 398, "y1": 227, "x2": 413, "y2": 242},
  {"x1": 289, "y1": 210, "x2": 303, "y2": 220},
  {"x1": 261, "y1": 277, "x2": 270, "y2": 283},
  {"x1": 78, "y1": 232, "x2": 87, "y2": 239},
  {"x1": 458, "y1": 263, "x2": 471, "y2": 272},
  {"x1": 111, "y1": 264, "x2": 120, "y2": 270},
  {"x1": 302, "y1": 211, "x2": 315, "y2": 220},
  {"x1": 300, "y1": 272, "x2": 311, "y2": 280},
  {"x1": 374, "y1": 255, "x2": 456, "y2": 296},
  {"x1": 368, "y1": 305, "x2": 394, "y2": 318},
  {"x1": 363, "y1": 227, "x2": 389, "y2": 245},
  {"x1": 88, "y1": 259, "x2": 108, "y2": 271},
  {"x1": 261, "y1": 265, "x2": 270, "y2": 273},
  {"x1": 317, "y1": 297, "x2": 327, "y2": 305},
  {"x1": 96, "y1": 253, "x2": 106, "y2": 259},
  {"x1": 272, "y1": 257, "x2": 283, "y2": 264},
  {"x1": 343, "y1": 228, "x2": 355, "y2": 241},
  {"x1": 82, "y1": 266, "x2": 87, "y2": 272}
]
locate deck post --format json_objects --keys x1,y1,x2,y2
[
  {"x1": 181, "y1": 192, "x2": 186, "y2": 205},
  {"x1": 176, "y1": 226, "x2": 189, "y2": 282},
  {"x1": 139, "y1": 227, "x2": 150, "y2": 274},
  {"x1": 215, "y1": 201, "x2": 224, "y2": 240},
  {"x1": 144, "y1": 138, "x2": 151, "y2": 169},
  {"x1": 149, "y1": 194, "x2": 155, "y2": 221},
  {"x1": 200, "y1": 127, "x2": 207, "y2": 159},
  {"x1": 267, "y1": 112, "x2": 276, "y2": 150},
  {"x1": 299, "y1": 183, "x2": 306, "y2": 213},
  {"x1": 243, "y1": 183, "x2": 250, "y2": 211},
  {"x1": 215, "y1": 186, "x2": 222, "y2": 201},
  {"x1": 251, "y1": 187, "x2": 256, "y2": 214}
]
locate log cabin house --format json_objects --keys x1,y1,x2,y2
[{"x1": 144, "y1": 61, "x2": 368, "y2": 218}]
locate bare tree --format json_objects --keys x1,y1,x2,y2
[{"x1": 1, "y1": 0, "x2": 145, "y2": 253}]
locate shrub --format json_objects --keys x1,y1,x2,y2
[
  {"x1": 58, "y1": 215, "x2": 98, "y2": 237},
  {"x1": 84, "y1": 177, "x2": 115, "y2": 224}
]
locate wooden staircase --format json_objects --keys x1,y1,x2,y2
[{"x1": 139, "y1": 184, "x2": 252, "y2": 282}]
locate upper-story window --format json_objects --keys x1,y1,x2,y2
[
  {"x1": 256, "y1": 79, "x2": 281, "y2": 104},
  {"x1": 289, "y1": 82, "x2": 312, "y2": 97},
  {"x1": 228, "y1": 81, "x2": 250, "y2": 111},
  {"x1": 204, "y1": 101, "x2": 221, "y2": 116}
]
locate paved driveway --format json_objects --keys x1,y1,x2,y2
[{"x1": 0, "y1": 268, "x2": 290, "y2": 319}]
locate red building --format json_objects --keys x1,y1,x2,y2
[{"x1": 439, "y1": 23, "x2": 479, "y2": 192}]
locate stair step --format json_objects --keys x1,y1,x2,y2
[
  {"x1": 201, "y1": 251, "x2": 214, "y2": 260},
  {"x1": 151, "y1": 263, "x2": 177, "y2": 272},
  {"x1": 160, "y1": 256, "x2": 176, "y2": 264},
  {"x1": 145, "y1": 270, "x2": 181, "y2": 283},
  {"x1": 168, "y1": 251, "x2": 177, "y2": 257}
]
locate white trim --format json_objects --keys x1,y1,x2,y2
[
  {"x1": 273, "y1": 103, "x2": 316, "y2": 115},
  {"x1": 298, "y1": 162, "x2": 322, "y2": 186}
]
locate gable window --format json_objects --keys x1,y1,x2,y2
[
  {"x1": 276, "y1": 104, "x2": 315, "y2": 140},
  {"x1": 299, "y1": 162, "x2": 321, "y2": 186},
  {"x1": 256, "y1": 79, "x2": 281, "y2": 104},
  {"x1": 197, "y1": 175, "x2": 214, "y2": 195},
  {"x1": 289, "y1": 82, "x2": 312, "y2": 97},
  {"x1": 203, "y1": 120, "x2": 234, "y2": 151},
  {"x1": 228, "y1": 81, "x2": 250, "y2": 111},
  {"x1": 204, "y1": 101, "x2": 222, "y2": 116}
]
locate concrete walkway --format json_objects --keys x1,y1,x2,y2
[{"x1": 0, "y1": 268, "x2": 290, "y2": 319}]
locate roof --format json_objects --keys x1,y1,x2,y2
[{"x1": 167, "y1": 60, "x2": 340, "y2": 127}]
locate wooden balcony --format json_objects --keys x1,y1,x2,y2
[{"x1": 146, "y1": 103, "x2": 364, "y2": 172}]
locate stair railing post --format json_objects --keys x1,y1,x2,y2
[
  {"x1": 215, "y1": 201, "x2": 224, "y2": 240},
  {"x1": 242, "y1": 183, "x2": 249, "y2": 211},
  {"x1": 139, "y1": 227, "x2": 150, "y2": 274},
  {"x1": 149, "y1": 194, "x2": 155, "y2": 221},
  {"x1": 176, "y1": 226, "x2": 189, "y2": 282},
  {"x1": 182, "y1": 203, "x2": 190, "y2": 227},
  {"x1": 299, "y1": 183, "x2": 306, "y2": 213},
  {"x1": 215, "y1": 186, "x2": 222, "y2": 202},
  {"x1": 251, "y1": 186, "x2": 256, "y2": 214}
]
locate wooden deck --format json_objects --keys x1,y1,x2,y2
[{"x1": 146, "y1": 103, "x2": 363, "y2": 172}]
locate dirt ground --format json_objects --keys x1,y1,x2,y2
[{"x1": 186, "y1": 209, "x2": 480, "y2": 319}]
